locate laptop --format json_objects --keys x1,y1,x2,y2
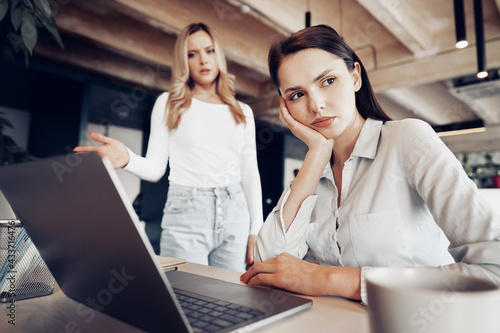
[{"x1": 0, "y1": 153, "x2": 312, "y2": 332}]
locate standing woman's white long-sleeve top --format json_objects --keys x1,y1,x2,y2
[
  {"x1": 123, "y1": 92, "x2": 263, "y2": 235},
  {"x1": 255, "y1": 118, "x2": 500, "y2": 303}
]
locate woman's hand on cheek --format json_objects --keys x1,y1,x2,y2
[
  {"x1": 279, "y1": 98, "x2": 333, "y2": 152},
  {"x1": 239, "y1": 252, "x2": 327, "y2": 296}
]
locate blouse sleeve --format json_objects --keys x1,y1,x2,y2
[
  {"x1": 398, "y1": 119, "x2": 500, "y2": 285},
  {"x1": 254, "y1": 183, "x2": 318, "y2": 263},
  {"x1": 123, "y1": 92, "x2": 170, "y2": 182},
  {"x1": 238, "y1": 104, "x2": 264, "y2": 235}
]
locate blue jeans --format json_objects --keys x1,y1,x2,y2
[{"x1": 160, "y1": 183, "x2": 250, "y2": 272}]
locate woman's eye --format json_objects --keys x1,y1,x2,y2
[
  {"x1": 323, "y1": 77, "x2": 335, "y2": 86},
  {"x1": 188, "y1": 52, "x2": 196, "y2": 58},
  {"x1": 207, "y1": 49, "x2": 215, "y2": 54},
  {"x1": 290, "y1": 92, "x2": 304, "y2": 101}
]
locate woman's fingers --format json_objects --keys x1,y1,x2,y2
[
  {"x1": 245, "y1": 271, "x2": 277, "y2": 288},
  {"x1": 73, "y1": 146, "x2": 100, "y2": 153},
  {"x1": 73, "y1": 133, "x2": 112, "y2": 153},
  {"x1": 279, "y1": 98, "x2": 293, "y2": 129},
  {"x1": 240, "y1": 261, "x2": 277, "y2": 284},
  {"x1": 72, "y1": 133, "x2": 129, "y2": 169},
  {"x1": 88, "y1": 132, "x2": 113, "y2": 144}
]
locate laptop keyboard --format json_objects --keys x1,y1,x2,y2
[{"x1": 173, "y1": 288, "x2": 264, "y2": 333}]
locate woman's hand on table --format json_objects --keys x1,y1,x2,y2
[
  {"x1": 240, "y1": 252, "x2": 328, "y2": 296},
  {"x1": 240, "y1": 252, "x2": 362, "y2": 300}
]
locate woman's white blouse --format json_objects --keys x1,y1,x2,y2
[
  {"x1": 124, "y1": 92, "x2": 263, "y2": 235},
  {"x1": 254, "y1": 118, "x2": 500, "y2": 303}
]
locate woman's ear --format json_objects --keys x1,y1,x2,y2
[{"x1": 353, "y1": 62, "x2": 362, "y2": 92}]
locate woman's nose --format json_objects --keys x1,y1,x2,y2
[
  {"x1": 308, "y1": 92, "x2": 324, "y2": 113},
  {"x1": 200, "y1": 53, "x2": 208, "y2": 65}
]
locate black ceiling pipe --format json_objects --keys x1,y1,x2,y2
[
  {"x1": 474, "y1": 0, "x2": 488, "y2": 78},
  {"x1": 453, "y1": 0, "x2": 467, "y2": 48}
]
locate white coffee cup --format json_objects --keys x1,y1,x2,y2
[{"x1": 365, "y1": 267, "x2": 500, "y2": 333}]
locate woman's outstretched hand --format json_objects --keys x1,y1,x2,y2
[
  {"x1": 279, "y1": 97, "x2": 334, "y2": 152},
  {"x1": 73, "y1": 132, "x2": 130, "y2": 169}
]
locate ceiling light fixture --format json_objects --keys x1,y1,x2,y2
[
  {"x1": 474, "y1": 0, "x2": 488, "y2": 79},
  {"x1": 453, "y1": 0, "x2": 468, "y2": 48},
  {"x1": 305, "y1": 0, "x2": 311, "y2": 28},
  {"x1": 433, "y1": 119, "x2": 486, "y2": 137}
]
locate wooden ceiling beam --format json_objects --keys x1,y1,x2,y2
[
  {"x1": 383, "y1": 84, "x2": 478, "y2": 125},
  {"x1": 57, "y1": 3, "x2": 175, "y2": 68},
  {"x1": 368, "y1": 39, "x2": 500, "y2": 92},
  {"x1": 107, "y1": 0, "x2": 282, "y2": 77},
  {"x1": 34, "y1": 36, "x2": 171, "y2": 92},
  {"x1": 356, "y1": 0, "x2": 433, "y2": 56},
  {"x1": 55, "y1": 2, "x2": 261, "y2": 96}
]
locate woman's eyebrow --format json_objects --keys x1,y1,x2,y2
[
  {"x1": 187, "y1": 45, "x2": 214, "y2": 52},
  {"x1": 283, "y1": 69, "x2": 334, "y2": 95},
  {"x1": 313, "y1": 69, "x2": 334, "y2": 82},
  {"x1": 283, "y1": 86, "x2": 301, "y2": 95}
]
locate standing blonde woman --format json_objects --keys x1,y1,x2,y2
[{"x1": 75, "y1": 23, "x2": 263, "y2": 272}]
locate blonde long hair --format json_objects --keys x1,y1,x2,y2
[{"x1": 166, "y1": 23, "x2": 246, "y2": 130}]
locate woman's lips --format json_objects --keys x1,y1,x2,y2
[
  {"x1": 200, "y1": 69, "x2": 211, "y2": 75},
  {"x1": 311, "y1": 117, "x2": 335, "y2": 128}
]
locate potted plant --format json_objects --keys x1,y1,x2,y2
[{"x1": 0, "y1": 0, "x2": 64, "y2": 66}]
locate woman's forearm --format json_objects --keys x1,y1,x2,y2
[
  {"x1": 320, "y1": 265, "x2": 362, "y2": 300},
  {"x1": 282, "y1": 143, "x2": 332, "y2": 231}
]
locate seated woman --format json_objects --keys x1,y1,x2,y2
[{"x1": 240, "y1": 25, "x2": 500, "y2": 303}]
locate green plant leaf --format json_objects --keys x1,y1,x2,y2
[
  {"x1": 21, "y1": 8, "x2": 36, "y2": 54},
  {"x1": 6, "y1": 30, "x2": 24, "y2": 53},
  {"x1": 0, "y1": 0, "x2": 9, "y2": 22},
  {"x1": 22, "y1": 0, "x2": 33, "y2": 11},
  {"x1": 0, "y1": 42, "x2": 15, "y2": 64},
  {"x1": 49, "y1": 0, "x2": 57, "y2": 16},
  {"x1": 35, "y1": 11, "x2": 63, "y2": 49},
  {"x1": 4, "y1": 135, "x2": 17, "y2": 146},
  {"x1": 0, "y1": 115, "x2": 14, "y2": 128},
  {"x1": 8, "y1": 145, "x2": 26, "y2": 154},
  {"x1": 10, "y1": 0, "x2": 22, "y2": 30},
  {"x1": 33, "y1": 0, "x2": 51, "y2": 19}
]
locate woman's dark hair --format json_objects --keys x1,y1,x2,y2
[{"x1": 268, "y1": 24, "x2": 391, "y2": 121}]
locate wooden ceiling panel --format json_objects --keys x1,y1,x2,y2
[
  {"x1": 108, "y1": 0, "x2": 283, "y2": 76},
  {"x1": 369, "y1": 40, "x2": 500, "y2": 92},
  {"x1": 356, "y1": 0, "x2": 433, "y2": 55},
  {"x1": 57, "y1": 2, "x2": 176, "y2": 68},
  {"x1": 35, "y1": 34, "x2": 171, "y2": 92}
]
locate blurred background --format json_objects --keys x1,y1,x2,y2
[{"x1": 1, "y1": 0, "x2": 500, "y2": 252}]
